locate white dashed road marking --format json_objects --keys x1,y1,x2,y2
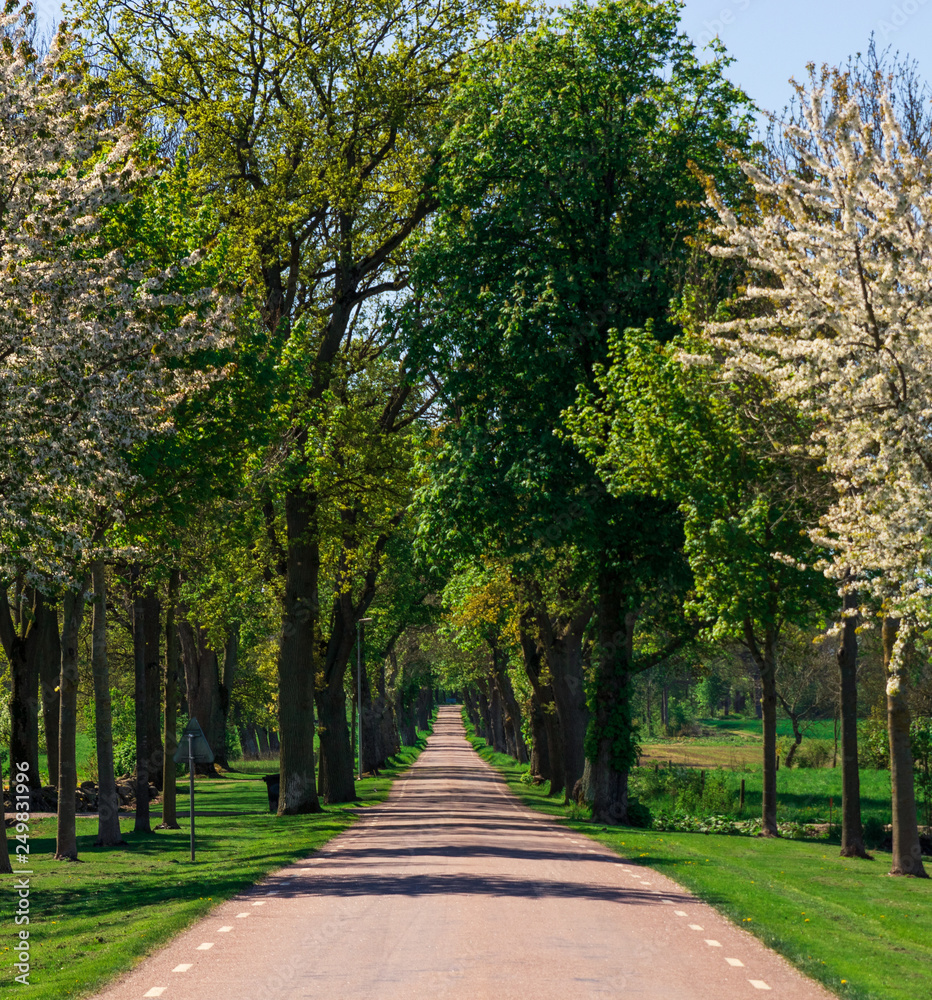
[
  {"x1": 218, "y1": 926, "x2": 233, "y2": 932},
  {"x1": 236, "y1": 912, "x2": 250, "y2": 918},
  {"x1": 725, "y1": 958, "x2": 744, "y2": 968},
  {"x1": 705, "y1": 940, "x2": 722, "y2": 947},
  {"x1": 196, "y1": 942, "x2": 214, "y2": 951},
  {"x1": 252, "y1": 901, "x2": 265, "y2": 906},
  {"x1": 749, "y1": 981, "x2": 772, "y2": 990},
  {"x1": 143, "y1": 990, "x2": 166, "y2": 998},
  {"x1": 688, "y1": 924, "x2": 704, "y2": 931}
]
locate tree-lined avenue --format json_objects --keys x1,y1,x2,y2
[{"x1": 91, "y1": 707, "x2": 834, "y2": 1000}]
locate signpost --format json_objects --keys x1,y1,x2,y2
[{"x1": 173, "y1": 718, "x2": 214, "y2": 861}]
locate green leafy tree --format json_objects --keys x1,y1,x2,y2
[
  {"x1": 405, "y1": 0, "x2": 756, "y2": 821},
  {"x1": 77, "y1": 0, "x2": 527, "y2": 810},
  {"x1": 567, "y1": 327, "x2": 834, "y2": 834}
]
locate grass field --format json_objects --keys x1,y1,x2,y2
[
  {"x1": 3, "y1": 731, "x2": 431, "y2": 1000},
  {"x1": 464, "y1": 720, "x2": 932, "y2": 1000}
]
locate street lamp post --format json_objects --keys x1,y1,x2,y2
[{"x1": 357, "y1": 617, "x2": 373, "y2": 780}]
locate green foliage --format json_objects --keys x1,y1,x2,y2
[
  {"x1": 793, "y1": 741, "x2": 832, "y2": 769},
  {"x1": 624, "y1": 797, "x2": 653, "y2": 829},
  {"x1": 83, "y1": 691, "x2": 139, "y2": 778},
  {"x1": 862, "y1": 814, "x2": 889, "y2": 850},
  {"x1": 667, "y1": 699, "x2": 698, "y2": 737},
  {"x1": 633, "y1": 762, "x2": 735, "y2": 816},
  {"x1": 858, "y1": 711, "x2": 890, "y2": 770}
]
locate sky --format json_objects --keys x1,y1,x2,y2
[
  {"x1": 32, "y1": 0, "x2": 932, "y2": 120},
  {"x1": 680, "y1": 0, "x2": 932, "y2": 117}
]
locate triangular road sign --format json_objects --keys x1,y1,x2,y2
[{"x1": 173, "y1": 717, "x2": 215, "y2": 764}]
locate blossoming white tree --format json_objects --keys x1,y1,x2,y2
[
  {"x1": 0, "y1": 3, "x2": 235, "y2": 860},
  {"x1": 707, "y1": 67, "x2": 932, "y2": 877}
]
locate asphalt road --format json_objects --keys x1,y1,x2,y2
[{"x1": 92, "y1": 706, "x2": 835, "y2": 1000}]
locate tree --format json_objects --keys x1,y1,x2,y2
[
  {"x1": 78, "y1": 0, "x2": 526, "y2": 810},
  {"x1": 567, "y1": 327, "x2": 834, "y2": 834},
  {"x1": 706, "y1": 67, "x2": 932, "y2": 874},
  {"x1": 406, "y1": 0, "x2": 756, "y2": 822},
  {"x1": 0, "y1": 5, "x2": 235, "y2": 858}
]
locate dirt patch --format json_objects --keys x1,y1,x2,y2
[{"x1": 638, "y1": 744, "x2": 761, "y2": 769}]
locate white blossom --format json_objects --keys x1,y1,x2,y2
[
  {"x1": 0, "y1": 4, "x2": 236, "y2": 585},
  {"x1": 704, "y1": 69, "x2": 932, "y2": 650}
]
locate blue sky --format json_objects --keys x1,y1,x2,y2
[
  {"x1": 681, "y1": 0, "x2": 932, "y2": 117},
  {"x1": 34, "y1": 0, "x2": 932, "y2": 120}
]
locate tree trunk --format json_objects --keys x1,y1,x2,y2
[
  {"x1": 0, "y1": 758, "x2": 12, "y2": 873},
  {"x1": 491, "y1": 650, "x2": 527, "y2": 763},
  {"x1": 661, "y1": 683, "x2": 669, "y2": 730},
  {"x1": 0, "y1": 588, "x2": 43, "y2": 792},
  {"x1": 132, "y1": 579, "x2": 151, "y2": 835},
  {"x1": 417, "y1": 686, "x2": 431, "y2": 733},
  {"x1": 883, "y1": 617, "x2": 928, "y2": 877},
  {"x1": 382, "y1": 655, "x2": 398, "y2": 759},
  {"x1": 142, "y1": 589, "x2": 163, "y2": 790},
  {"x1": 529, "y1": 692, "x2": 550, "y2": 781},
  {"x1": 316, "y1": 678, "x2": 355, "y2": 803},
  {"x1": 837, "y1": 586, "x2": 868, "y2": 858},
  {"x1": 518, "y1": 616, "x2": 565, "y2": 797},
  {"x1": 745, "y1": 619, "x2": 779, "y2": 837},
  {"x1": 543, "y1": 708, "x2": 565, "y2": 798},
  {"x1": 399, "y1": 688, "x2": 417, "y2": 747},
  {"x1": 239, "y1": 723, "x2": 259, "y2": 760},
  {"x1": 576, "y1": 573, "x2": 635, "y2": 824},
  {"x1": 256, "y1": 725, "x2": 270, "y2": 758},
  {"x1": 39, "y1": 596, "x2": 61, "y2": 787},
  {"x1": 220, "y1": 627, "x2": 238, "y2": 765},
  {"x1": 159, "y1": 568, "x2": 181, "y2": 830},
  {"x1": 178, "y1": 617, "x2": 229, "y2": 773},
  {"x1": 90, "y1": 562, "x2": 124, "y2": 847},
  {"x1": 488, "y1": 680, "x2": 507, "y2": 753},
  {"x1": 276, "y1": 488, "x2": 322, "y2": 813},
  {"x1": 645, "y1": 671, "x2": 652, "y2": 737},
  {"x1": 464, "y1": 687, "x2": 480, "y2": 732},
  {"x1": 360, "y1": 658, "x2": 380, "y2": 775},
  {"x1": 535, "y1": 602, "x2": 590, "y2": 798},
  {"x1": 55, "y1": 587, "x2": 86, "y2": 860},
  {"x1": 477, "y1": 684, "x2": 493, "y2": 743},
  {"x1": 783, "y1": 712, "x2": 802, "y2": 769}
]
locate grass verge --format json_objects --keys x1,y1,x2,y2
[
  {"x1": 464, "y1": 720, "x2": 932, "y2": 1000},
  {"x1": 3, "y1": 733, "x2": 430, "y2": 999}
]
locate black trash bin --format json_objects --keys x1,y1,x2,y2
[{"x1": 262, "y1": 774, "x2": 280, "y2": 813}]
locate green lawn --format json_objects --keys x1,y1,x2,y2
[
  {"x1": 465, "y1": 723, "x2": 932, "y2": 1000},
  {"x1": 3, "y1": 733, "x2": 430, "y2": 1000}
]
